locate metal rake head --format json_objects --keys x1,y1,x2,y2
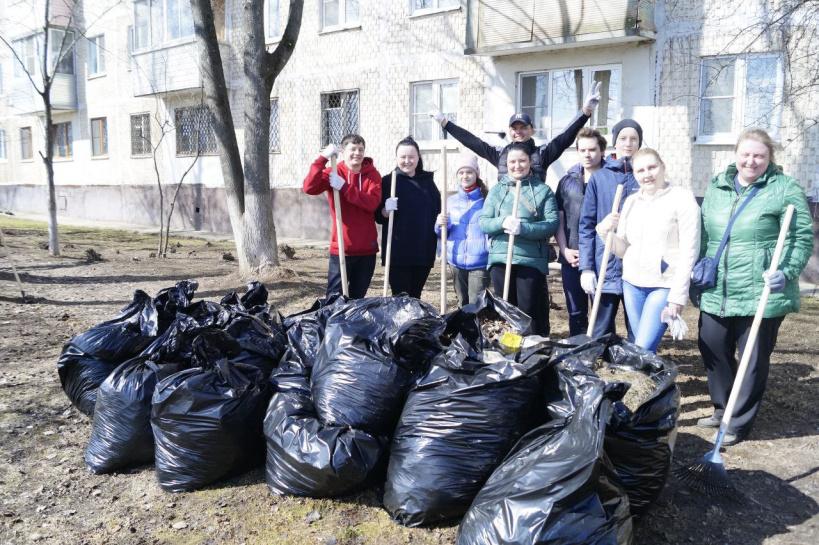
[{"x1": 674, "y1": 460, "x2": 735, "y2": 498}]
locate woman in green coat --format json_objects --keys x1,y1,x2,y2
[
  {"x1": 696, "y1": 128, "x2": 813, "y2": 446},
  {"x1": 480, "y1": 142, "x2": 559, "y2": 336}
]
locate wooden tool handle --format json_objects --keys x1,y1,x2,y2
[
  {"x1": 331, "y1": 155, "x2": 349, "y2": 297},
  {"x1": 440, "y1": 145, "x2": 448, "y2": 313},
  {"x1": 502, "y1": 179, "x2": 523, "y2": 301},
  {"x1": 383, "y1": 170, "x2": 397, "y2": 297},
  {"x1": 586, "y1": 184, "x2": 625, "y2": 337},
  {"x1": 719, "y1": 204, "x2": 795, "y2": 433}
]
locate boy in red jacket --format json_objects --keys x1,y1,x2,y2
[{"x1": 303, "y1": 134, "x2": 382, "y2": 299}]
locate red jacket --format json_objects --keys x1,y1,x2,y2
[{"x1": 303, "y1": 156, "x2": 382, "y2": 256}]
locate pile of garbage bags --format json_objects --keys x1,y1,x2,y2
[{"x1": 66, "y1": 282, "x2": 680, "y2": 540}]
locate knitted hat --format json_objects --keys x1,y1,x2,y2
[
  {"x1": 612, "y1": 119, "x2": 643, "y2": 147},
  {"x1": 454, "y1": 154, "x2": 480, "y2": 177}
]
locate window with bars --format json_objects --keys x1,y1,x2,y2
[
  {"x1": 175, "y1": 105, "x2": 218, "y2": 156},
  {"x1": 269, "y1": 98, "x2": 280, "y2": 153},
  {"x1": 411, "y1": 79, "x2": 458, "y2": 141},
  {"x1": 52, "y1": 122, "x2": 72, "y2": 159},
  {"x1": 91, "y1": 117, "x2": 108, "y2": 156},
  {"x1": 698, "y1": 54, "x2": 783, "y2": 141},
  {"x1": 518, "y1": 65, "x2": 620, "y2": 140},
  {"x1": 20, "y1": 127, "x2": 32, "y2": 160},
  {"x1": 131, "y1": 113, "x2": 152, "y2": 156},
  {"x1": 88, "y1": 35, "x2": 105, "y2": 76},
  {"x1": 320, "y1": 91, "x2": 359, "y2": 147}
]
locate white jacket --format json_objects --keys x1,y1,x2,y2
[{"x1": 600, "y1": 185, "x2": 701, "y2": 306}]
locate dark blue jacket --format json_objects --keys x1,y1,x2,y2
[
  {"x1": 443, "y1": 112, "x2": 590, "y2": 181},
  {"x1": 555, "y1": 163, "x2": 586, "y2": 252},
  {"x1": 578, "y1": 155, "x2": 640, "y2": 294},
  {"x1": 375, "y1": 169, "x2": 441, "y2": 268}
]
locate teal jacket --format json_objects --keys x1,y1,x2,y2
[
  {"x1": 699, "y1": 163, "x2": 813, "y2": 318},
  {"x1": 479, "y1": 173, "x2": 558, "y2": 274}
]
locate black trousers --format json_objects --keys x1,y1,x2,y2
[
  {"x1": 327, "y1": 254, "x2": 376, "y2": 299},
  {"x1": 591, "y1": 292, "x2": 634, "y2": 341},
  {"x1": 698, "y1": 311, "x2": 784, "y2": 439},
  {"x1": 388, "y1": 265, "x2": 432, "y2": 299},
  {"x1": 489, "y1": 264, "x2": 550, "y2": 336}
]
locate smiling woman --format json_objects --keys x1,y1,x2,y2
[{"x1": 694, "y1": 127, "x2": 814, "y2": 446}]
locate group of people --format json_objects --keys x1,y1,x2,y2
[{"x1": 302, "y1": 98, "x2": 813, "y2": 446}]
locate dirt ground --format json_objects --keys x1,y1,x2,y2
[{"x1": 0, "y1": 216, "x2": 817, "y2": 545}]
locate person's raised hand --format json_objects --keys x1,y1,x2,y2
[
  {"x1": 321, "y1": 144, "x2": 339, "y2": 159},
  {"x1": 429, "y1": 110, "x2": 447, "y2": 127},
  {"x1": 582, "y1": 81, "x2": 602, "y2": 116}
]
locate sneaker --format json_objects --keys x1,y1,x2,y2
[
  {"x1": 696, "y1": 414, "x2": 722, "y2": 428},
  {"x1": 711, "y1": 430, "x2": 741, "y2": 447}
]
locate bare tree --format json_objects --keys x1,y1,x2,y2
[
  {"x1": 189, "y1": 0, "x2": 303, "y2": 275},
  {"x1": 0, "y1": 0, "x2": 121, "y2": 257}
]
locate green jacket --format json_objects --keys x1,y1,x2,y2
[
  {"x1": 479, "y1": 173, "x2": 558, "y2": 274},
  {"x1": 699, "y1": 163, "x2": 813, "y2": 318}
]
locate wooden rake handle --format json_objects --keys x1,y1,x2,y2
[
  {"x1": 586, "y1": 184, "x2": 624, "y2": 337},
  {"x1": 331, "y1": 155, "x2": 349, "y2": 298},
  {"x1": 502, "y1": 179, "x2": 523, "y2": 301}
]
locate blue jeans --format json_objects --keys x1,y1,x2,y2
[{"x1": 622, "y1": 281, "x2": 669, "y2": 353}]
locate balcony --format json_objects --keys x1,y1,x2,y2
[
  {"x1": 130, "y1": 40, "x2": 235, "y2": 97},
  {"x1": 9, "y1": 72, "x2": 77, "y2": 114},
  {"x1": 465, "y1": 0, "x2": 655, "y2": 56}
]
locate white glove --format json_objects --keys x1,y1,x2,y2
[
  {"x1": 661, "y1": 307, "x2": 689, "y2": 340},
  {"x1": 429, "y1": 110, "x2": 447, "y2": 126},
  {"x1": 329, "y1": 172, "x2": 345, "y2": 191},
  {"x1": 580, "y1": 270, "x2": 597, "y2": 295},
  {"x1": 385, "y1": 197, "x2": 398, "y2": 212},
  {"x1": 436, "y1": 213, "x2": 449, "y2": 227},
  {"x1": 502, "y1": 216, "x2": 521, "y2": 236},
  {"x1": 762, "y1": 270, "x2": 786, "y2": 293},
  {"x1": 582, "y1": 81, "x2": 602, "y2": 115},
  {"x1": 321, "y1": 144, "x2": 339, "y2": 159}
]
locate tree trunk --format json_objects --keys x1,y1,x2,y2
[{"x1": 42, "y1": 97, "x2": 60, "y2": 257}]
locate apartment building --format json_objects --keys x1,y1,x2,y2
[{"x1": 0, "y1": 0, "x2": 816, "y2": 243}]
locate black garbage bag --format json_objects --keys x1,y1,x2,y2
[
  {"x1": 153, "y1": 280, "x2": 197, "y2": 331},
  {"x1": 84, "y1": 355, "x2": 184, "y2": 474},
  {"x1": 221, "y1": 281, "x2": 283, "y2": 329},
  {"x1": 310, "y1": 296, "x2": 444, "y2": 435},
  {"x1": 57, "y1": 290, "x2": 159, "y2": 416},
  {"x1": 281, "y1": 295, "x2": 347, "y2": 371},
  {"x1": 443, "y1": 289, "x2": 533, "y2": 348},
  {"x1": 151, "y1": 330, "x2": 271, "y2": 492},
  {"x1": 224, "y1": 314, "x2": 287, "y2": 376},
  {"x1": 383, "y1": 336, "x2": 552, "y2": 527},
  {"x1": 456, "y1": 357, "x2": 633, "y2": 545},
  {"x1": 602, "y1": 339, "x2": 680, "y2": 517},
  {"x1": 264, "y1": 358, "x2": 385, "y2": 497}
]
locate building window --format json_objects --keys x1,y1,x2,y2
[
  {"x1": 698, "y1": 54, "x2": 783, "y2": 141},
  {"x1": 87, "y1": 35, "x2": 105, "y2": 76},
  {"x1": 12, "y1": 36, "x2": 37, "y2": 76},
  {"x1": 518, "y1": 65, "x2": 620, "y2": 140},
  {"x1": 133, "y1": 0, "x2": 193, "y2": 50},
  {"x1": 52, "y1": 122, "x2": 73, "y2": 159},
  {"x1": 91, "y1": 117, "x2": 108, "y2": 156},
  {"x1": 411, "y1": 79, "x2": 458, "y2": 141},
  {"x1": 320, "y1": 90, "x2": 359, "y2": 147},
  {"x1": 0, "y1": 129, "x2": 7, "y2": 160},
  {"x1": 49, "y1": 29, "x2": 75, "y2": 75},
  {"x1": 412, "y1": 0, "x2": 459, "y2": 14},
  {"x1": 265, "y1": 0, "x2": 281, "y2": 40},
  {"x1": 269, "y1": 98, "x2": 280, "y2": 153},
  {"x1": 321, "y1": 0, "x2": 359, "y2": 30},
  {"x1": 131, "y1": 113, "x2": 152, "y2": 156},
  {"x1": 20, "y1": 127, "x2": 33, "y2": 160},
  {"x1": 175, "y1": 105, "x2": 218, "y2": 156}
]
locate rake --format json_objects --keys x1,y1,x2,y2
[{"x1": 675, "y1": 203, "x2": 795, "y2": 497}]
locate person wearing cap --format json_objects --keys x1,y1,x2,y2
[
  {"x1": 577, "y1": 119, "x2": 643, "y2": 338},
  {"x1": 435, "y1": 153, "x2": 490, "y2": 306},
  {"x1": 555, "y1": 127, "x2": 607, "y2": 336},
  {"x1": 375, "y1": 136, "x2": 441, "y2": 298},
  {"x1": 303, "y1": 134, "x2": 382, "y2": 299},
  {"x1": 428, "y1": 82, "x2": 602, "y2": 182}
]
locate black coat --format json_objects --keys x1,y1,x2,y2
[{"x1": 375, "y1": 169, "x2": 441, "y2": 268}]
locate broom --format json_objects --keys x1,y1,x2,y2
[{"x1": 675, "y1": 203, "x2": 795, "y2": 496}]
